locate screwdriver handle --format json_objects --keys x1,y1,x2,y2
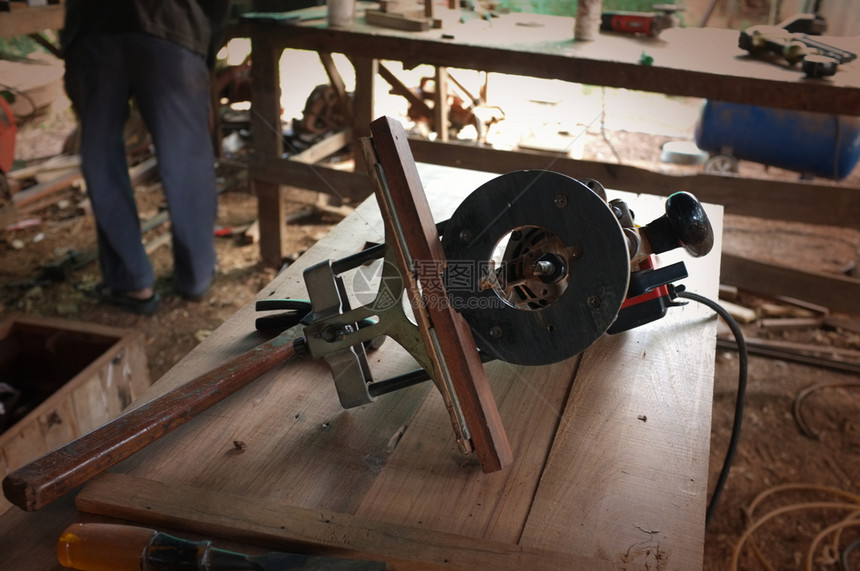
[
  {"x1": 58, "y1": 523, "x2": 159, "y2": 571},
  {"x1": 57, "y1": 523, "x2": 255, "y2": 571},
  {"x1": 3, "y1": 334, "x2": 301, "y2": 512}
]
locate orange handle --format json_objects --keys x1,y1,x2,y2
[{"x1": 58, "y1": 523, "x2": 156, "y2": 571}]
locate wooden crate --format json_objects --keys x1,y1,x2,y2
[{"x1": 0, "y1": 314, "x2": 150, "y2": 514}]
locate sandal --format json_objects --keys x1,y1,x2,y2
[{"x1": 89, "y1": 282, "x2": 160, "y2": 315}]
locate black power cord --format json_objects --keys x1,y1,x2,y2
[
  {"x1": 841, "y1": 538, "x2": 860, "y2": 571},
  {"x1": 677, "y1": 289, "x2": 748, "y2": 530}
]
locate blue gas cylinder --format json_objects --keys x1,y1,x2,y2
[{"x1": 694, "y1": 100, "x2": 860, "y2": 180}]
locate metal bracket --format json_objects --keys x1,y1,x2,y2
[
  {"x1": 302, "y1": 249, "x2": 437, "y2": 410},
  {"x1": 303, "y1": 260, "x2": 376, "y2": 409}
]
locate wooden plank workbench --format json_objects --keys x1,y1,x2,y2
[{"x1": 0, "y1": 163, "x2": 724, "y2": 570}]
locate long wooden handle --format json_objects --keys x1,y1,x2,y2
[{"x1": 3, "y1": 334, "x2": 301, "y2": 512}]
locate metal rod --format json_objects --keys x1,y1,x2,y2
[
  {"x1": 330, "y1": 219, "x2": 448, "y2": 275},
  {"x1": 367, "y1": 348, "x2": 495, "y2": 397}
]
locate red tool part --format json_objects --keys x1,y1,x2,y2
[
  {"x1": 608, "y1": 256, "x2": 682, "y2": 334},
  {"x1": 601, "y1": 12, "x2": 660, "y2": 36},
  {"x1": 0, "y1": 94, "x2": 17, "y2": 175},
  {"x1": 600, "y1": 4, "x2": 681, "y2": 37}
]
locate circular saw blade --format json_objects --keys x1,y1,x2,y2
[{"x1": 442, "y1": 170, "x2": 630, "y2": 366}]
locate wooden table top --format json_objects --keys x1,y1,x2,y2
[
  {"x1": 0, "y1": 164, "x2": 723, "y2": 570},
  {"x1": 243, "y1": 4, "x2": 860, "y2": 115},
  {"x1": 0, "y1": 3, "x2": 65, "y2": 38}
]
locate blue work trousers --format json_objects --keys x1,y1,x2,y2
[{"x1": 64, "y1": 32, "x2": 218, "y2": 298}]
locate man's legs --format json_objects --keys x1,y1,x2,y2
[
  {"x1": 64, "y1": 35, "x2": 155, "y2": 295},
  {"x1": 127, "y1": 33, "x2": 218, "y2": 299}
]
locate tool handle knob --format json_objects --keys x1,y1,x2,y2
[{"x1": 644, "y1": 191, "x2": 714, "y2": 258}]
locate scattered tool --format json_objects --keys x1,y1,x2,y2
[
  {"x1": 57, "y1": 523, "x2": 386, "y2": 570},
  {"x1": 2, "y1": 116, "x2": 713, "y2": 513},
  {"x1": 739, "y1": 13, "x2": 857, "y2": 78},
  {"x1": 600, "y1": 4, "x2": 682, "y2": 37},
  {"x1": 364, "y1": 0, "x2": 439, "y2": 31},
  {"x1": 777, "y1": 10, "x2": 827, "y2": 35},
  {"x1": 0, "y1": 92, "x2": 18, "y2": 227}
]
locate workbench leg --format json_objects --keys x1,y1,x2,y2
[
  {"x1": 434, "y1": 66, "x2": 449, "y2": 142},
  {"x1": 210, "y1": 73, "x2": 222, "y2": 159},
  {"x1": 348, "y1": 56, "x2": 377, "y2": 174},
  {"x1": 250, "y1": 33, "x2": 287, "y2": 267},
  {"x1": 318, "y1": 52, "x2": 353, "y2": 127},
  {"x1": 255, "y1": 183, "x2": 288, "y2": 267}
]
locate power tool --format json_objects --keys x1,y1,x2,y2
[
  {"x1": 600, "y1": 4, "x2": 682, "y2": 37},
  {"x1": 739, "y1": 13, "x2": 857, "y2": 78}
]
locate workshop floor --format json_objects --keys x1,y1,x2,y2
[{"x1": 5, "y1": 61, "x2": 860, "y2": 569}]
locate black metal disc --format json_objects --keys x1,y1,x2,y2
[{"x1": 441, "y1": 170, "x2": 630, "y2": 366}]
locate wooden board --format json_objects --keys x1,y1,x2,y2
[
  {"x1": 365, "y1": 10, "x2": 431, "y2": 32},
  {"x1": 74, "y1": 164, "x2": 723, "y2": 569},
  {"x1": 404, "y1": 138, "x2": 860, "y2": 229},
  {"x1": 364, "y1": 116, "x2": 512, "y2": 472},
  {"x1": 0, "y1": 4, "x2": 65, "y2": 38},
  {"x1": 720, "y1": 253, "x2": 860, "y2": 316},
  {"x1": 77, "y1": 472, "x2": 611, "y2": 570}
]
